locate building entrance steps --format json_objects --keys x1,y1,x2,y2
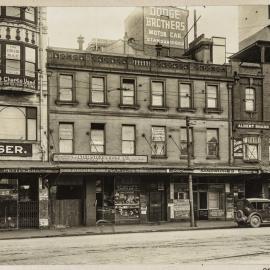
[{"x1": 0, "y1": 220, "x2": 237, "y2": 240}]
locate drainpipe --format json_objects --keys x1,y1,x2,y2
[{"x1": 227, "y1": 82, "x2": 233, "y2": 165}]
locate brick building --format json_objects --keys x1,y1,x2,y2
[
  {"x1": 44, "y1": 34, "x2": 261, "y2": 227},
  {"x1": 231, "y1": 40, "x2": 270, "y2": 199},
  {"x1": 0, "y1": 7, "x2": 50, "y2": 229}
]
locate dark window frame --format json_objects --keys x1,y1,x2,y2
[
  {"x1": 58, "y1": 122, "x2": 74, "y2": 154},
  {"x1": 204, "y1": 82, "x2": 222, "y2": 113},
  {"x1": 119, "y1": 77, "x2": 139, "y2": 110},
  {"x1": 244, "y1": 87, "x2": 256, "y2": 112},
  {"x1": 88, "y1": 74, "x2": 109, "y2": 108},
  {"x1": 90, "y1": 123, "x2": 106, "y2": 154},
  {"x1": 56, "y1": 72, "x2": 77, "y2": 105},
  {"x1": 149, "y1": 79, "x2": 168, "y2": 111},
  {"x1": 0, "y1": 7, "x2": 37, "y2": 25},
  {"x1": 206, "y1": 128, "x2": 219, "y2": 159},
  {"x1": 177, "y1": 80, "x2": 196, "y2": 112},
  {"x1": 151, "y1": 125, "x2": 167, "y2": 158},
  {"x1": 180, "y1": 126, "x2": 194, "y2": 158},
  {"x1": 121, "y1": 124, "x2": 136, "y2": 155}
]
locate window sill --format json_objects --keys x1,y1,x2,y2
[
  {"x1": 151, "y1": 155, "x2": 168, "y2": 159},
  {"x1": 180, "y1": 155, "x2": 195, "y2": 160},
  {"x1": 88, "y1": 103, "x2": 110, "y2": 108},
  {"x1": 204, "y1": 108, "x2": 223, "y2": 114},
  {"x1": 55, "y1": 100, "x2": 78, "y2": 106},
  {"x1": 206, "y1": 156, "x2": 220, "y2": 160},
  {"x1": 119, "y1": 104, "x2": 140, "y2": 110},
  {"x1": 243, "y1": 159, "x2": 259, "y2": 163},
  {"x1": 148, "y1": 106, "x2": 169, "y2": 112},
  {"x1": 177, "y1": 107, "x2": 196, "y2": 113}
]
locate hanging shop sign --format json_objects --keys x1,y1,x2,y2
[
  {"x1": 143, "y1": 7, "x2": 188, "y2": 48},
  {"x1": 236, "y1": 123, "x2": 270, "y2": 129},
  {"x1": 233, "y1": 138, "x2": 243, "y2": 158},
  {"x1": 0, "y1": 76, "x2": 36, "y2": 90},
  {"x1": 0, "y1": 143, "x2": 32, "y2": 157},
  {"x1": 53, "y1": 154, "x2": 148, "y2": 163},
  {"x1": 6, "y1": 44, "x2": 21, "y2": 60}
]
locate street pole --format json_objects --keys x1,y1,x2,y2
[{"x1": 186, "y1": 116, "x2": 195, "y2": 227}]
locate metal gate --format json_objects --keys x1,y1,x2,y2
[{"x1": 18, "y1": 201, "x2": 39, "y2": 228}]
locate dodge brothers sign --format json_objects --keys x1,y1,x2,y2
[{"x1": 0, "y1": 143, "x2": 32, "y2": 157}]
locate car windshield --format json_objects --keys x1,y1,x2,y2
[{"x1": 236, "y1": 199, "x2": 253, "y2": 210}]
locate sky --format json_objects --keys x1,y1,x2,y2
[{"x1": 47, "y1": 6, "x2": 239, "y2": 54}]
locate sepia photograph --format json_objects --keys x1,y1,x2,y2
[{"x1": 0, "y1": 0, "x2": 269, "y2": 268}]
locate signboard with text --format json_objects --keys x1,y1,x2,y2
[
  {"x1": 0, "y1": 143, "x2": 32, "y2": 157},
  {"x1": 0, "y1": 75, "x2": 36, "y2": 90},
  {"x1": 143, "y1": 7, "x2": 188, "y2": 48},
  {"x1": 53, "y1": 154, "x2": 148, "y2": 163}
]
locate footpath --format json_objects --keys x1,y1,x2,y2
[{"x1": 0, "y1": 220, "x2": 237, "y2": 240}]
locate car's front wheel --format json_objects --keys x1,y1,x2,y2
[{"x1": 250, "y1": 215, "x2": 261, "y2": 228}]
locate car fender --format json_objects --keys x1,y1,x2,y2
[{"x1": 247, "y1": 212, "x2": 262, "y2": 223}]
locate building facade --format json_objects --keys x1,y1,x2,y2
[
  {"x1": 231, "y1": 40, "x2": 270, "y2": 200},
  {"x1": 45, "y1": 41, "x2": 261, "y2": 227},
  {"x1": 0, "y1": 7, "x2": 50, "y2": 229}
]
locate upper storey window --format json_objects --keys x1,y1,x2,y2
[
  {"x1": 24, "y1": 7, "x2": 35, "y2": 22},
  {"x1": 245, "y1": 88, "x2": 255, "y2": 112},
  {"x1": 1, "y1": 7, "x2": 37, "y2": 24},
  {"x1": 25, "y1": 47, "x2": 36, "y2": 77},
  {"x1": 6, "y1": 7, "x2": 21, "y2": 18},
  {"x1": 6, "y1": 44, "x2": 21, "y2": 75}
]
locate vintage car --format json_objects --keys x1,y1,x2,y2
[{"x1": 235, "y1": 198, "x2": 270, "y2": 228}]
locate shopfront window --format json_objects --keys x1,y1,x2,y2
[
  {"x1": 151, "y1": 81, "x2": 165, "y2": 107},
  {"x1": 151, "y1": 126, "x2": 166, "y2": 156},
  {"x1": 0, "y1": 106, "x2": 37, "y2": 140},
  {"x1": 122, "y1": 125, "x2": 135, "y2": 154},
  {"x1": 25, "y1": 47, "x2": 36, "y2": 77},
  {"x1": 206, "y1": 129, "x2": 219, "y2": 158},
  {"x1": 6, "y1": 44, "x2": 21, "y2": 75},
  {"x1": 121, "y1": 78, "x2": 135, "y2": 105},
  {"x1": 59, "y1": 123, "x2": 73, "y2": 153},
  {"x1": 59, "y1": 74, "x2": 74, "y2": 102},
  {"x1": 243, "y1": 136, "x2": 260, "y2": 161},
  {"x1": 90, "y1": 123, "x2": 105, "y2": 153},
  {"x1": 90, "y1": 77, "x2": 105, "y2": 104}
]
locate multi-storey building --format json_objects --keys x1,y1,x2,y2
[
  {"x1": 231, "y1": 40, "x2": 270, "y2": 199},
  {"x1": 0, "y1": 7, "x2": 49, "y2": 229},
  {"x1": 45, "y1": 34, "x2": 261, "y2": 227}
]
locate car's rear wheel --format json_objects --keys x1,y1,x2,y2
[{"x1": 250, "y1": 215, "x2": 261, "y2": 228}]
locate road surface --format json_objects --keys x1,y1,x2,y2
[{"x1": 1, "y1": 227, "x2": 270, "y2": 264}]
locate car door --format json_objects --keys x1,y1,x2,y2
[{"x1": 262, "y1": 202, "x2": 270, "y2": 222}]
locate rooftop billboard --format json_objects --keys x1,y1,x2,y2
[{"x1": 143, "y1": 7, "x2": 188, "y2": 49}]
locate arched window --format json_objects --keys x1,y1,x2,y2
[{"x1": 0, "y1": 107, "x2": 26, "y2": 139}]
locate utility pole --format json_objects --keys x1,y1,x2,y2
[{"x1": 186, "y1": 116, "x2": 195, "y2": 227}]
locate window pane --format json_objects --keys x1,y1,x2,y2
[
  {"x1": 92, "y1": 91, "x2": 104, "y2": 103},
  {"x1": 152, "y1": 82, "x2": 163, "y2": 95},
  {"x1": 122, "y1": 126, "x2": 135, "y2": 140},
  {"x1": 6, "y1": 60, "x2": 20, "y2": 75},
  {"x1": 90, "y1": 145, "x2": 104, "y2": 153},
  {"x1": 59, "y1": 140, "x2": 73, "y2": 153},
  {"x1": 151, "y1": 142, "x2": 165, "y2": 155},
  {"x1": 208, "y1": 192, "x2": 219, "y2": 209},
  {"x1": 122, "y1": 141, "x2": 134, "y2": 154},
  {"x1": 25, "y1": 7, "x2": 35, "y2": 21},
  {"x1": 0, "y1": 106, "x2": 25, "y2": 140},
  {"x1": 207, "y1": 129, "x2": 218, "y2": 142},
  {"x1": 246, "y1": 144, "x2": 258, "y2": 159},
  {"x1": 6, "y1": 7, "x2": 20, "y2": 17},
  {"x1": 152, "y1": 95, "x2": 163, "y2": 106},
  {"x1": 59, "y1": 124, "x2": 73, "y2": 140},
  {"x1": 6, "y1": 44, "x2": 21, "y2": 60},
  {"x1": 122, "y1": 96, "x2": 134, "y2": 105},
  {"x1": 59, "y1": 88, "x2": 72, "y2": 101},
  {"x1": 207, "y1": 98, "x2": 217, "y2": 108},
  {"x1": 60, "y1": 75, "x2": 72, "y2": 88},
  {"x1": 152, "y1": 127, "x2": 165, "y2": 141},
  {"x1": 25, "y1": 47, "x2": 36, "y2": 63},
  {"x1": 207, "y1": 85, "x2": 217, "y2": 98},
  {"x1": 92, "y1": 77, "x2": 104, "y2": 92},
  {"x1": 25, "y1": 62, "x2": 35, "y2": 77},
  {"x1": 246, "y1": 100, "x2": 254, "y2": 111},
  {"x1": 180, "y1": 97, "x2": 190, "y2": 108},
  {"x1": 91, "y1": 130, "x2": 104, "y2": 144},
  {"x1": 123, "y1": 90, "x2": 134, "y2": 97},
  {"x1": 27, "y1": 119, "x2": 36, "y2": 140}
]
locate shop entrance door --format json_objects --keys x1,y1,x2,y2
[
  {"x1": 149, "y1": 191, "x2": 162, "y2": 222},
  {"x1": 198, "y1": 191, "x2": 208, "y2": 220}
]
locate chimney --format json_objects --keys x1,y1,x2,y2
[{"x1": 77, "y1": 35, "x2": 84, "y2": 50}]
